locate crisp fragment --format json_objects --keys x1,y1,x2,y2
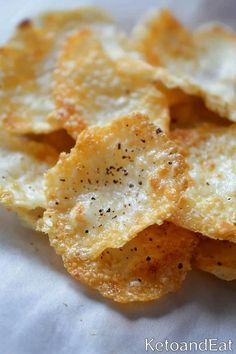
[
  {"x1": 41, "y1": 114, "x2": 187, "y2": 260},
  {"x1": 170, "y1": 124, "x2": 236, "y2": 241},
  {"x1": 193, "y1": 237, "x2": 236, "y2": 281},
  {"x1": 133, "y1": 9, "x2": 236, "y2": 121},
  {"x1": 133, "y1": 9, "x2": 194, "y2": 67},
  {"x1": 63, "y1": 223, "x2": 198, "y2": 303},
  {"x1": 36, "y1": 7, "x2": 112, "y2": 33},
  {"x1": 0, "y1": 131, "x2": 58, "y2": 210},
  {"x1": 36, "y1": 8, "x2": 135, "y2": 60},
  {"x1": 0, "y1": 25, "x2": 60, "y2": 134},
  {"x1": 0, "y1": 8, "x2": 114, "y2": 134},
  {"x1": 170, "y1": 98, "x2": 230, "y2": 130},
  {"x1": 54, "y1": 30, "x2": 169, "y2": 139}
]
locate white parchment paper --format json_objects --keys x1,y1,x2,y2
[{"x1": 0, "y1": 1, "x2": 236, "y2": 353}]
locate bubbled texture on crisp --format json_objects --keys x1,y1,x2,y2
[
  {"x1": 170, "y1": 124, "x2": 236, "y2": 241},
  {"x1": 0, "y1": 131, "x2": 58, "y2": 210},
  {"x1": 0, "y1": 8, "x2": 114, "y2": 134},
  {"x1": 64, "y1": 223, "x2": 198, "y2": 303},
  {"x1": 54, "y1": 30, "x2": 169, "y2": 139},
  {"x1": 41, "y1": 114, "x2": 187, "y2": 260},
  {"x1": 133, "y1": 9, "x2": 236, "y2": 122}
]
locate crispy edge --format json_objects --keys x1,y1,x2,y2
[
  {"x1": 170, "y1": 125, "x2": 236, "y2": 241},
  {"x1": 54, "y1": 30, "x2": 170, "y2": 139},
  {"x1": 0, "y1": 134, "x2": 58, "y2": 211},
  {"x1": 41, "y1": 113, "x2": 188, "y2": 260},
  {"x1": 193, "y1": 236, "x2": 236, "y2": 281},
  {"x1": 63, "y1": 223, "x2": 199, "y2": 303}
]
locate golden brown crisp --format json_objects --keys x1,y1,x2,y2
[
  {"x1": 0, "y1": 25, "x2": 59, "y2": 134},
  {"x1": 133, "y1": 9, "x2": 236, "y2": 122},
  {"x1": 170, "y1": 124, "x2": 236, "y2": 242},
  {"x1": 54, "y1": 30, "x2": 169, "y2": 139},
  {"x1": 133, "y1": 9, "x2": 194, "y2": 67},
  {"x1": 0, "y1": 7, "x2": 114, "y2": 135},
  {"x1": 64, "y1": 223, "x2": 198, "y2": 302},
  {"x1": 193, "y1": 237, "x2": 236, "y2": 281},
  {"x1": 41, "y1": 114, "x2": 187, "y2": 260},
  {"x1": 36, "y1": 7, "x2": 112, "y2": 33},
  {"x1": 0, "y1": 131, "x2": 58, "y2": 211}
]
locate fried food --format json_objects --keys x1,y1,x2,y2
[
  {"x1": 37, "y1": 8, "x2": 135, "y2": 61},
  {"x1": 133, "y1": 9, "x2": 236, "y2": 122},
  {"x1": 1, "y1": 6, "x2": 235, "y2": 303},
  {"x1": 0, "y1": 131, "x2": 58, "y2": 211},
  {"x1": 193, "y1": 237, "x2": 236, "y2": 281},
  {"x1": 41, "y1": 114, "x2": 187, "y2": 260},
  {"x1": 133, "y1": 9, "x2": 193, "y2": 67},
  {"x1": 170, "y1": 124, "x2": 236, "y2": 242},
  {"x1": 0, "y1": 25, "x2": 59, "y2": 134},
  {"x1": 64, "y1": 223, "x2": 198, "y2": 302},
  {"x1": 36, "y1": 7, "x2": 112, "y2": 33},
  {"x1": 0, "y1": 8, "x2": 114, "y2": 135},
  {"x1": 54, "y1": 30, "x2": 169, "y2": 139}
]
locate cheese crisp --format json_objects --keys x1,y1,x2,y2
[
  {"x1": 193, "y1": 237, "x2": 236, "y2": 281},
  {"x1": 0, "y1": 131, "x2": 58, "y2": 211},
  {"x1": 0, "y1": 25, "x2": 59, "y2": 134},
  {"x1": 64, "y1": 223, "x2": 198, "y2": 303},
  {"x1": 0, "y1": 8, "x2": 113, "y2": 135},
  {"x1": 171, "y1": 124, "x2": 236, "y2": 242},
  {"x1": 54, "y1": 30, "x2": 169, "y2": 139},
  {"x1": 36, "y1": 7, "x2": 112, "y2": 33},
  {"x1": 41, "y1": 114, "x2": 187, "y2": 260},
  {"x1": 133, "y1": 9, "x2": 236, "y2": 122},
  {"x1": 1, "y1": 6, "x2": 235, "y2": 304}
]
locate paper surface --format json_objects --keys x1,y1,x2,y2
[{"x1": 0, "y1": 1, "x2": 236, "y2": 353}]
